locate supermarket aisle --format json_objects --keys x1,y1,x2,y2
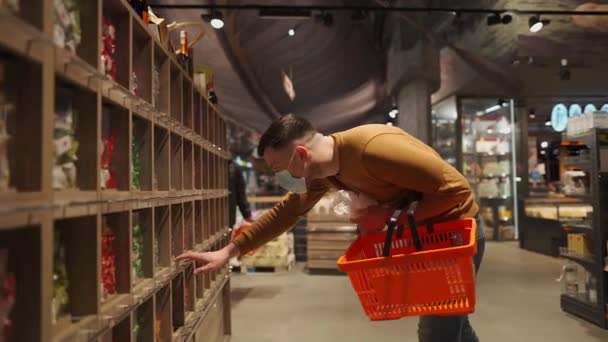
[{"x1": 229, "y1": 242, "x2": 608, "y2": 342}]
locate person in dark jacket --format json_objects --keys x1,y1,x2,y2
[{"x1": 228, "y1": 160, "x2": 253, "y2": 227}]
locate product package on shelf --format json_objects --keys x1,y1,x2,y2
[
  {"x1": 100, "y1": 108, "x2": 117, "y2": 190},
  {"x1": 567, "y1": 233, "x2": 593, "y2": 258},
  {"x1": 239, "y1": 232, "x2": 294, "y2": 269},
  {"x1": 53, "y1": 0, "x2": 81, "y2": 53},
  {"x1": 131, "y1": 72, "x2": 139, "y2": 96},
  {"x1": 132, "y1": 137, "x2": 141, "y2": 190},
  {"x1": 562, "y1": 170, "x2": 588, "y2": 196},
  {"x1": 53, "y1": 87, "x2": 79, "y2": 190},
  {"x1": 101, "y1": 17, "x2": 117, "y2": 81},
  {"x1": 0, "y1": 249, "x2": 15, "y2": 341},
  {"x1": 101, "y1": 219, "x2": 117, "y2": 301},
  {"x1": 52, "y1": 230, "x2": 69, "y2": 325},
  {"x1": 560, "y1": 262, "x2": 598, "y2": 304},
  {"x1": 0, "y1": 64, "x2": 14, "y2": 192},
  {"x1": 132, "y1": 215, "x2": 144, "y2": 283}
]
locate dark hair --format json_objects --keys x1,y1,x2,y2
[{"x1": 257, "y1": 114, "x2": 316, "y2": 157}]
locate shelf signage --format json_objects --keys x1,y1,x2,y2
[{"x1": 550, "y1": 103, "x2": 608, "y2": 132}]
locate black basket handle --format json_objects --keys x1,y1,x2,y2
[{"x1": 382, "y1": 198, "x2": 423, "y2": 257}]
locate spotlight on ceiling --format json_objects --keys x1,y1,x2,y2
[
  {"x1": 529, "y1": 15, "x2": 550, "y2": 33},
  {"x1": 202, "y1": 10, "x2": 224, "y2": 29},
  {"x1": 529, "y1": 108, "x2": 536, "y2": 119},
  {"x1": 288, "y1": 28, "x2": 295, "y2": 36},
  {"x1": 486, "y1": 12, "x2": 511, "y2": 26},
  {"x1": 388, "y1": 108, "x2": 399, "y2": 119}
]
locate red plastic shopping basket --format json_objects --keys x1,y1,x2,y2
[{"x1": 337, "y1": 200, "x2": 478, "y2": 321}]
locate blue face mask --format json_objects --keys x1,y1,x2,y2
[
  {"x1": 276, "y1": 170, "x2": 307, "y2": 194},
  {"x1": 276, "y1": 148, "x2": 308, "y2": 194}
]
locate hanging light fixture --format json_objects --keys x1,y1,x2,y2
[
  {"x1": 210, "y1": 10, "x2": 224, "y2": 29},
  {"x1": 529, "y1": 15, "x2": 549, "y2": 33}
]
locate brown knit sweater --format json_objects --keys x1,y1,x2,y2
[{"x1": 233, "y1": 124, "x2": 478, "y2": 254}]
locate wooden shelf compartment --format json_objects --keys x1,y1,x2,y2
[
  {"x1": 133, "y1": 297, "x2": 153, "y2": 342},
  {"x1": 153, "y1": 42, "x2": 169, "y2": 115},
  {"x1": 183, "y1": 139, "x2": 193, "y2": 190},
  {"x1": 0, "y1": 0, "x2": 44, "y2": 31},
  {"x1": 0, "y1": 54, "x2": 43, "y2": 196},
  {"x1": 131, "y1": 116, "x2": 152, "y2": 191},
  {"x1": 169, "y1": 62, "x2": 181, "y2": 122},
  {"x1": 154, "y1": 285, "x2": 172, "y2": 342},
  {"x1": 184, "y1": 265, "x2": 196, "y2": 314},
  {"x1": 53, "y1": 81, "x2": 98, "y2": 194},
  {"x1": 171, "y1": 273, "x2": 185, "y2": 333},
  {"x1": 202, "y1": 149, "x2": 209, "y2": 190},
  {"x1": 183, "y1": 201, "x2": 194, "y2": 252},
  {"x1": 102, "y1": 0, "x2": 130, "y2": 90},
  {"x1": 194, "y1": 200, "x2": 203, "y2": 245},
  {"x1": 182, "y1": 78, "x2": 193, "y2": 131},
  {"x1": 98, "y1": 314, "x2": 131, "y2": 342},
  {"x1": 202, "y1": 100, "x2": 210, "y2": 141},
  {"x1": 194, "y1": 145, "x2": 202, "y2": 190},
  {"x1": 132, "y1": 208, "x2": 153, "y2": 287},
  {"x1": 52, "y1": 216, "x2": 98, "y2": 340},
  {"x1": 101, "y1": 102, "x2": 129, "y2": 192},
  {"x1": 154, "y1": 205, "x2": 171, "y2": 271},
  {"x1": 131, "y1": 16, "x2": 152, "y2": 105},
  {"x1": 202, "y1": 199, "x2": 211, "y2": 245},
  {"x1": 170, "y1": 203, "x2": 183, "y2": 260},
  {"x1": 193, "y1": 91, "x2": 202, "y2": 137},
  {"x1": 0, "y1": 226, "x2": 42, "y2": 341},
  {"x1": 170, "y1": 133, "x2": 182, "y2": 191},
  {"x1": 100, "y1": 212, "x2": 130, "y2": 304},
  {"x1": 68, "y1": 0, "x2": 100, "y2": 71},
  {"x1": 153, "y1": 125, "x2": 169, "y2": 191}
]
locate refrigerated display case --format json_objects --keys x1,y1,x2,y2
[{"x1": 431, "y1": 97, "x2": 518, "y2": 241}]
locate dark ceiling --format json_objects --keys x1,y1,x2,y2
[{"x1": 152, "y1": 0, "x2": 608, "y2": 137}]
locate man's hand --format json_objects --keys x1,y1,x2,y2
[
  {"x1": 351, "y1": 206, "x2": 393, "y2": 236},
  {"x1": 176, "y1": 243, "x2": 240, "y2": 274}
]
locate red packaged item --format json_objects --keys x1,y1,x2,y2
[
  {"x1": 101, "y1": 17, "x2": 117, "y2": 80},
  {"x1": 100, "y1": 133, "x2": 117, "y2": 189},
  {"x1": 101, "y1": 224, "x2": 117, "y2": 299}
]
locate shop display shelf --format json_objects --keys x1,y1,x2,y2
[
  {"x1": 155, "y1": 285, "x2": 172, "y2": 342},
  {"x1": 170, "y1": 133, "x2": 183, "y2": 191},
  {"x1": 153, "y1": 125, "x2": 170, "y2": 191},
  {"x1": 131, "y1": 18, "x2": 152, "y2": 105},
  {"x1": 132, "y1": 116, "x2": 153, "y2": 192},
  {"x1": 153, "y1": 41, "x2": 170, "y2": 115},
  {"x1": 133, "y1": 297, "x2": 154, "y2": 342},
  {"x1": 172, "y1": 273, "x2": 185, "y2": 332},
  {"x1": 563, "y1": 156, "x2": 594, "y2": 170},
  {"x1": 101, "y1": 103, "x2": 130, "y2": 193},
  {"x1": 183, "y1": 78, "x2": 193, "y2": 130},
  {"x1": 0, "y1": 0, "x2": 231, "y2": 339},
  {"x1": 171, "y1": 203, "x2": 184, "y2": 260},
  {"x1": 102, "y1": 0, "x2": 130, "y2": 91},
  {"x1": 183, "y1": 139, "x2": 194, "y2": 190},
  {"x1": 52, "y1": 216, "x2": 98, "y2": 340},
  {"x1": 561, "y1": 294, "x2": 605, "y2": 328},
  {"x1": 562, "y1": 222, "x2": 594, "y2": 233},
  {"x1": 169, "y1": 62, "x2": 182, "y2": 123},
  {"x1": 559, "y1": 248, "x2": 596, "y2": 271}
]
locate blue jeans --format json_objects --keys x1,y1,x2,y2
[{"x1": 417, "y1": 217, "x2": 486, "y2": 342}]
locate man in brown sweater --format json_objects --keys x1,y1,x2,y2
[{"x1": 177, "y1": 114, "x2": 485, "y2": 342}]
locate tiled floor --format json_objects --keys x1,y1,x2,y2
[{"x1": 230, "y1": 242, "x2": 608, "y2": 342}]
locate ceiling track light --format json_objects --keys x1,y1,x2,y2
[
  {"x1": 201, "y1": 10, "x2": 224, "y2": 29},
  {"x1": 486, "y1": 12, "x2": 512, "y2": 26},
  {"x1": 529, "y1": 15, "x2": 550, "y2": 32},
  {"x1": 258, "y1": 8, "x2": 311, "y2": 19}
]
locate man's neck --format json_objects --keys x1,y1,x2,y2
[{"x1": 311, "y1": 134, "x2": 340, "y2": 178}]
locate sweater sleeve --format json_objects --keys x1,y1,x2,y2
[
  {"x1": 361, "y1": 133, "x2": 470, "y2": 222},
  {"x1": 232, "y1": 179, "x2": 330, "y2": 255}
]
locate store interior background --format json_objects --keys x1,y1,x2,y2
[{"x1": 2, "y1": 0, "x2": 608, "y2": 341}]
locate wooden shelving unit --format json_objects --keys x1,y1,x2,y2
[{"x1": 0, "y1": 1, "x2": 232, "y2": 341}]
